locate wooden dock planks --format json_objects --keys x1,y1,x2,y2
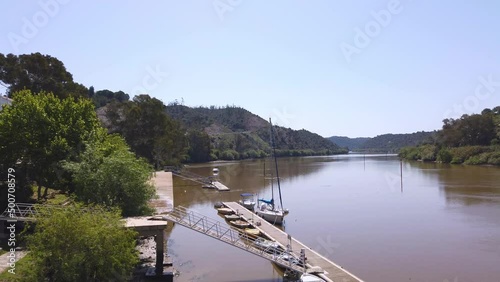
[
  {"x1": 222, "y1": 202, "x2": 363, "y2": 282},
  {"x1": 212, "y1": 181, "x2": 230, "y2": 191}
]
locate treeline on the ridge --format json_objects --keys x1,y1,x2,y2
[
  {"x1": 328, "y1": 131, "x2": 436, "y2": 153},
  {"x1": 399, "y1": 107, "x2": 500, "y2": 165}
]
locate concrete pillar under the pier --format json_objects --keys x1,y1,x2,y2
[
  {"x1": 124, "y1": 217, "x2": 169, "y2": 278},
  {"x1": 154, "y1": 230, "x2": 164, "y2": 275}
]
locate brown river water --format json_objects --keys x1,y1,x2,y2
[{"x1": 166, "y1": 154, "x2": 500, "y2": 282}]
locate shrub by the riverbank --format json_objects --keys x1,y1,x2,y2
[{"x1": 399, "y1": 145, "x2": 500, "y2": 165}]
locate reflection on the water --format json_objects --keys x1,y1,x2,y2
[
  {"x1": 173, "y1": 158, "x2": 326, "y2": 208},
  {"x1": 410, "y1": 161, "x2": 500, "y2": 206}
]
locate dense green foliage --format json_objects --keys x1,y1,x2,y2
[
  {"x1": 63, "y1": 135, "x2": 155, "y2": 216},
  {"x1": 0, "y1": 90, "x2": 101, "y2": 201},
  {"x1": 101, "y1": 95, "x2": 188, "y2": 168},
  {"x1": 439, "y1": 108, "x2": 499, "y2": 146},
  {"x1": 23, "y1": 206, "x2": 138, "y2": 281},
  {"x1": 0, "y1": 53, "x2": 88, "y2": 98},
  {"x1": 186, "y1": 130, "x2": 212, "y2": 162},
  {"x1": 91, "y1": 88, "x2": 130, "y2": 108},
  {"x1": 166, "y1": 104, "x2": 347, "y2": 160},
  {"x1": 0, "y1": 90, "x2": 155, "y2": 216},
  {"x1": 328, "y1": 131, "x2": 436, "y2": 152},
  {"x1": 399, "y1": 107, "x2": 500, "y2": 165}
]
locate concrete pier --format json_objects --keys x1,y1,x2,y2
[
  {"x1": 149, "y1": 171, "x2": 174, "y2": 214},
  {"x1": 125, "y1": 217, "x2": 168, "y2": 275},
  {"x1": 125, "y1": 171, "x2": 174, "y2": 279}
]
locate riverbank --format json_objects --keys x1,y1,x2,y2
[{"x1": 399, "y1": 145, "x2": 500, "y2": 165}]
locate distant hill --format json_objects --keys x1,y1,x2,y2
[
  {"x1": 328, "y1": 136, "x2": 370, "y2": 150},
  {"x1": 166, "y1": 104, "x2": 347, "y2": 158},
  {"x1": 328, "y1": 131, "x2": 436, "y2": 153}
]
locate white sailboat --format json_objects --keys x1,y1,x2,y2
[{"x1": 256, "y1": 118, "x2": 289, "y2": 225}]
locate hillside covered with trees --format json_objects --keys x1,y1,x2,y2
[
  {"x1": 399, "y1": 107, "x2": 500, "y2": 165},
  {"x1": 328, "y1": 131, "x2": 436, "y2": 153},
  {"x1": 164, "y1": 104, "x2": 347, "y2": 161}
]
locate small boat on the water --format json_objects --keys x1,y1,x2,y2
[
  {"x1": 224, "y1": 214, "x2": 240, "y2": 221},
  {"x1": 217, "y1": 208, "x2": 233, "y2": 215},
  {"x1": 239, "y1": 193, "x2": 256, "y2": 211},
  {"x1": 230, "y1": 220, "x2": 250, "y2": 228},
  {"x1": 244, "y1": 228, "x2": 260, "y2": 238}
]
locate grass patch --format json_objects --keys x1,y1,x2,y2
[
  {"x1": 45, "y1": 191, "x2": 71, "y2": 205},
  {"x1": 0, "y1": 253, "x2": 31, "y2": 281}
]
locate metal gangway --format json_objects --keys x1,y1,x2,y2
[
  {"x1": 165, "y1": 167, "x2": 215, "y2": 186},
  {"x1": 0, "y1": 203, "x2": 96, "y2": 221},
  {"x1": 163, "y1": 206, "x2": 307, "y2": 274},
  {"x1": 0, "y1": 203, "x2": 42, "y2": 221}
]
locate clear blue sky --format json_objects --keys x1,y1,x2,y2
[{"x1": 1, "y1": 0, "x2": 499, "y2": 137}]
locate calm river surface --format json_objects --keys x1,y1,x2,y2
[{"x1": 167, "y1": 154, "x2": 500, "y2": 282}]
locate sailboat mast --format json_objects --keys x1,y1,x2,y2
[
  {"x1": 269, "y1": 118, "x2": 284, "y2": 209},
  {"x1": 266, "y1": 127, "x2": 275, "y2": 206}
]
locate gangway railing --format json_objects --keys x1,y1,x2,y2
[
  {"x1": 172, "y1": 170, "x2": 215, "y2": 185},
  {"x1": 0, "y1": 203, "x2": 99, "y2": 221},
  {"x1": 0, "y1": 203, "x2": 40, "y2": 220},
  {"x1": 165, "y1": 167, "x2": 216, "y2": 186},
  {"x1": 163, "y1": 206, "x2": 306, "y2": 274}
]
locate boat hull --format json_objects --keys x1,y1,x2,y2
[
  {"x1": 256, "y1": 209, "x2": 285, "y2": 225},
  {"x1": 230, "y1": 220, "x2": 250, "y2": 228},
  {"x1": 224, "y1": 214, "x2": 240, "y2": 221},
  {"x1": 244, "y1": 228, "x2": 260, "y2": 238},
  {"x1": 217, "y1": 208, "x2": 234, "y2": 215}
]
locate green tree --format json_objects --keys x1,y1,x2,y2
[
  {"x1": 187, "y1": 130, "x2": 212, "y2": 162},
  {"x1": 0, "y1": 53, "x2": 87, "y2": 98},
  {"x1": 437, "y1": 148, "x2": 452, "y2": 163},
  {"x1": 105, "y1": 95, "x2": 187, "y2": 168},
  {"x1": 0, "y1": 90, "x2": 101, "y2": 200},
  {"x1": 23, "y1": 205, "x2": 138, "y2": 281},
  {"x1": 63, "y1": 134, "x2": 155, "y2": 216},
  {"x1": 458, "y1": 114, "x2": 495, "y2": 146},
  {"x1": 88, "y1": 86, "x2": 95, "y2": 98},
  {"x1": 440, "y1": 114, "x2": 496, "y2": 147},
  {"x1": 92, "y1": 89, "x2": 130, "y2": 108}
]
